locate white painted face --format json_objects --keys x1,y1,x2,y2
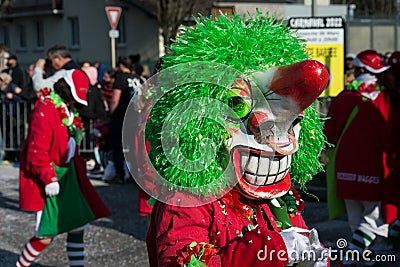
[{"x1": 225, "y1": 60, "x2": 329, "y2": 199}]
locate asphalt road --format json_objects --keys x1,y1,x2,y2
[{"x1": 0, "y1": 162, "x2": 398, "y2": 266}]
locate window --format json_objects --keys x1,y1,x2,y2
[
  {"x1": 18, "y1": 24, "x2": 27, "y2": 49},
  {"x1": 35, "y1": 21, "x2": 44, "y2": 48},
  {"x1": 68, "y1": 17, "x2": 80, "y2": 48},
  {"x1": 0, "y1": 25, "x2": 9, "y2": 47},
  {"x1": 116, "y1": 13, "x2": 126, "y2": 46}
]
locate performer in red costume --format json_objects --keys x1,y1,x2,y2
[
  {"x1": 17, "y1": 69, "x2": 110, "y2": 267},
  {"x1": 139, "y1": 13, "x2": 330, "y2": 267},
  {"x1": 325, "y1": 50, "x2": 393, "y2": 266}
]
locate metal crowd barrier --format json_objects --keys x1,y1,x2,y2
[
  {"x1": 0, "y1": 97, "x2": 333, "y2": 161},
  {"x1": 0, "y1": 100, "x2": 95, "y2": 160}
]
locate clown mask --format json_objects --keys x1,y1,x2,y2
[{"x1": 228, "y1": 60, "x2": 329, "y2": 199}]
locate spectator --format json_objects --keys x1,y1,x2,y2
[
  {"x1": 101, "y1": 69, "x2": 115, "y2": 111},
  {"x1": 80, "y1": 60, "x2": 91, "y2": 72},
  {"x1": 32, "y1": 45, "x2": 80, "y2": 92},
  {"x1": 2, "y1": 54, "x2": 25, "y2": 89},
  {"x1": 381, "y1": 51, "x2": 400, "y2": 242},
  {"x1": 80, "y1": 66, "x2": 107, "y2": 172},
  {"x1": 0, "y1": 44, "x2": 9, "y2": 72},
  {"x1": 93, "y1": 61, "x2": 108, "y2": 84},
  {"x1": 0, "y1": 72, "x2": 21, "y2": 102},
  {"x1": 80, "y1": 66, "x2": 107, "y2": 122},
  {"x1": 19, "y1": 64, "x2": 38, "y2": 102},
  {"x1": 47, "y1": 45, "x2": 80, "y2": 70},
  {"x1": 344, "y1": 53, "x2": 356, "y2": 86},
  {"x1": 133, "y1": 63, "x2": 146, "y2": 83},
  {"x1": 32, "y1": 59, "x2": 67, "y2": 92},
  {"x1": 384, "y1": 51, "x2": 392, "y2": 65},
  {"x1": 109, "y1": 56, "x2": 142, "y2": 183},
  {"x1": 0, "y1": 72, "x2": 22, "y2": 162}
]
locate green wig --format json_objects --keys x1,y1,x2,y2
[{"x1": 145, "y1": 12, "x2": 326, "y2": 194}]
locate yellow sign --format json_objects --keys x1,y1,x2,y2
[{"x1": 289, "y1": 17, "x2": 345, "y2": 97}]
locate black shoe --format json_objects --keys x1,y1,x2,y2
[{"x1": 126, "y1": 176, "x2": 135, "y2": 184}]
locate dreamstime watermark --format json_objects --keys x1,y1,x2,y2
[{"x1": 256, "y1": 238, "x2": 397, "y2": 263}]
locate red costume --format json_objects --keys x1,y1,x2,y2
[
  {"x1": 324, "y1": 89, "x2": 388, "y2": 201},
  {"x1": 147, "y1": 189, "x2": 309, "y2": 267},
  {"x1": 19, "y1": 98, "x2": 69, "y2": 211},
  {"x1": 142, "y1": 13, "x2": 330, "y2": 267}
]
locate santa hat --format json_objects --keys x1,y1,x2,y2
[
  {"x1": 64, "y1": 69, "x2": 89, "y2": 106},
  {"x1": 353, "y1": 49, "x2": 390, "y2": 74}
]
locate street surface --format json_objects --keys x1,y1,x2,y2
[{"x1": 0, "y1": 162, "x2": 398, "y2": 266}]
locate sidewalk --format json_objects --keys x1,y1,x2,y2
[
  {"x1": 0, "y1": 162, "x2": 397, "y2": 266},
  {"x1": 0, "y1": 162, "x2": 149, "y2": 266}
]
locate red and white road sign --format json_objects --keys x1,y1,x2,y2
[{"x1": 105, "y1": 6, "x2": 122, "y2": 30}]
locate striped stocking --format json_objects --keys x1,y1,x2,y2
[
  {"x1": 349, "y1": 226, "x2": 376, "y2": 251},
  {"x1": 67, "y1": 232, "x2": 85, "y2": 267},
  {"x1": 16, "y1": 237, "x2": 50, "y2": 267}
]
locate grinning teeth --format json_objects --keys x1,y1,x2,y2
[
  {"x1": 243, "y1": 170, "x2": 288, "y2": 186},
  {"x1": 246, "y1": 173, "x2": 267, "y2": 186},
  {"x1": 246, "y1": 155, "x2": 259, "y2": 174},
  {"x1": 240, "y1": 152, "x2": 290, "y2": 186}
]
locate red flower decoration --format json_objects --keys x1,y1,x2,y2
[
  {"x1": 358, "y1": 82, "x2": 378, "y2": 94},
  {"x1": 73, "y1": 116, "x2": 84, "y2": 130},
  {"x1": 176, "y1": 242, "x2": 219, "y2": 266},
  {"x1": 57, "y1": 106, "x2": 69, "y2": 121},
  {"x1": 39, "y1": 88, "x2": 51, "y2": 98}
]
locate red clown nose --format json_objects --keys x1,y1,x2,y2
[{"x1": 269, "y1": 60, "x2": 329, "y2": 110}]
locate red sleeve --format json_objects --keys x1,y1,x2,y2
[
  {"x1": 25, "y1": 102, "x2": 57, "y2": 185},
  {"x1": 147, "y1": 202, "x2": 213, "y2": 267},
  {"x1": 147, "y1": 202, "x2": 289, "y2": 267},
  {"x1": 219, "y1": 228, "x2": 288, "y2": 267}
]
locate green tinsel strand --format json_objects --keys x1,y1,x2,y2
[{"x1": 290, "y1": 103, "x2": 327, "y2": 186}]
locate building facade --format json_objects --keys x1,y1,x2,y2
[{"x1": 0, "y1": 0, "x2": 160, "y2": 71}]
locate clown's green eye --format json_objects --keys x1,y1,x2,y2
[{"x1": 228, "y1": 96, "x2": 252, "y2": 120}]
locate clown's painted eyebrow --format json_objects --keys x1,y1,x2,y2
[{"x1": 292, "y1": 114, "x2": 304, "y2": 126}]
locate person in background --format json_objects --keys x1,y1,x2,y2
[
  {"x1": 2, "y1": 54, "x2": 25, "y2": 89},
  {"x1": 0, "y1": 44, "x2": 10, "y2": 72},
  {"x1": 32, "y1": 45, "x2": 80, "y2": 92},
  {"x1": 18, "y1": 64, "x2": 38, "y2": 102},
  {"x1": 381, "y1": 51, "x2": 400, "y2": 246},
  {"x1": 100, "y1": 69, "x2": 115, "y2": 110},
  {"x1": 109, "y1": 56, "x2": 142, "y2": 184},
  {"x1": 81, "y1": 66, "x2": 107, "y2": 172},
  {"x1": 93, "y1": 61, "x2": 108, "y2": 84},
  {"x1": 344, "y1": 53, "x2": 356, "y2": 86},
  {"x1": 0, "y1": 72, "x2": 21, "y2": 101},
  {"x1": 133, "y1": 63, "x2": 147, "y2": 83},
  {"x1": 47, "y1": 45, "x2": 80, "y2": 70},
  {"x1": 80, "y1": 66, "x2": 107, "y2": 122},
  {"x1": 384, "y1": 51, "x2": 392, "y2": 65},
  {"x1": 80, "y1": 60, "x2": 91, "y2": 72},
  {"x1": 17, "y1": 69, "x2": 110, "y2": 267},
  {"x1": 324, "y1": 50, "x2": 392, "y2": 266}
]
